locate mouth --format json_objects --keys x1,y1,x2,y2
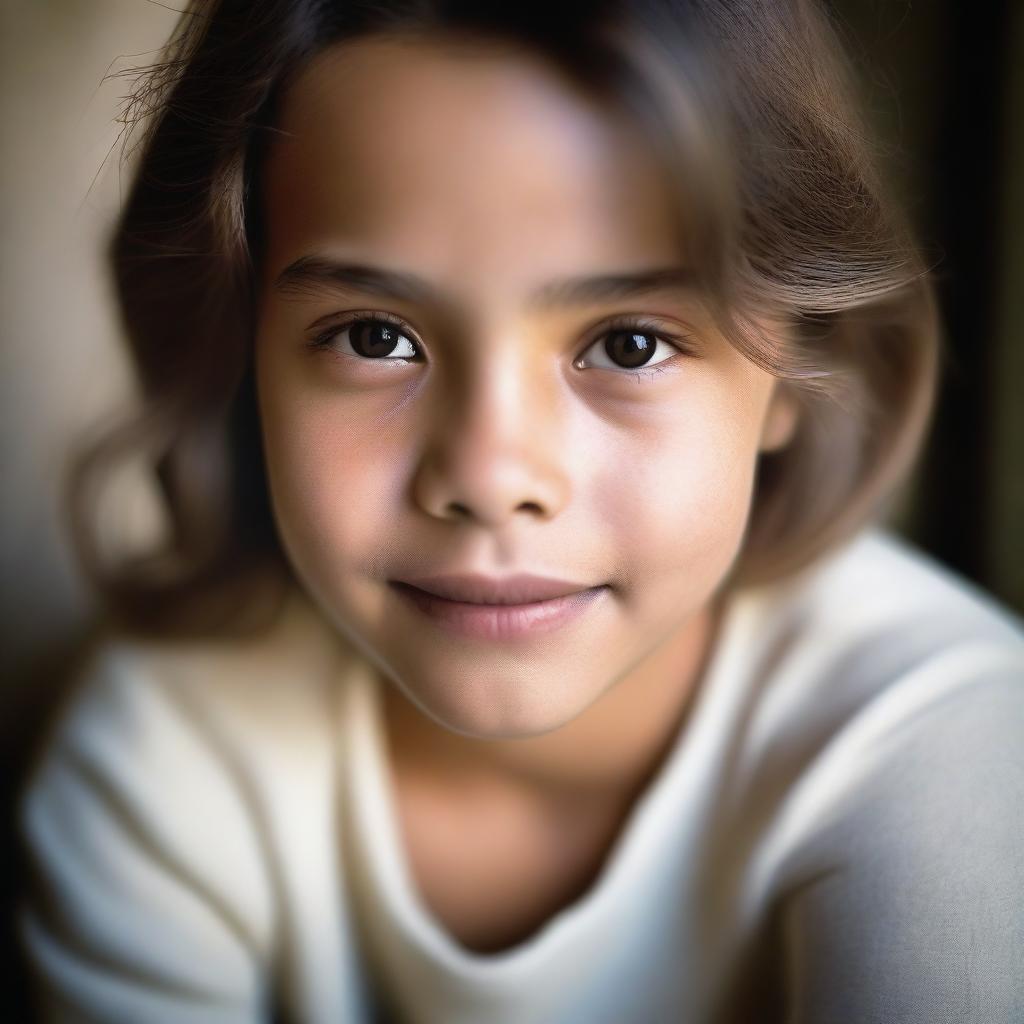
[
  {"x1": 390, "y1": 572, "x2": 604, "y2": 605},
  {"x1": 388, "y1": 579, "x2": 609, "y2": 642}
]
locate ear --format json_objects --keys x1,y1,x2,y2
[{"x1": 758, "y1": 380, "x2": 800, "y2": 453}]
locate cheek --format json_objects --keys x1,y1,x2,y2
[
  {"x1": 594, "y1": 396, "x2": 761, "y2": 593},
  {"x1": 256, "y1": 361, "x2": 404, "y2": 585}
]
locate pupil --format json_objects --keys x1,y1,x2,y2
[{"x1": 606, "y1": 330, "x2": 654, "y2": 368}]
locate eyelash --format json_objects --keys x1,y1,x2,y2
[{"x1": 307, "y1": 311, "x2": 695, "y2": 379}]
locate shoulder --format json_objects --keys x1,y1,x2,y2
[
  {"x1": 738, "y1": 526, "x2": 1023, "y2": 760},
  {"x1": 725, "y1": 531, "x2": 1024, "y2": 1020},
  {"x1": 737, "y1": 525, "x2": 1023, "y2": 835},
  {"x1": 769, "y1": 524, "x2": 1023, "y2": 662},
  {"x1": 20, "y1": 585, "x2": 363, "y2": 871},
  {"x1": 17, "y1": 586, "x2": 361, "y2": 1017},
  {"x1": 808, "y1": 525, "x2": 1022, "y2": 637},
  {"x1": 744, "y1": 671, "x2": 1024, "y2": 1024},
  {"x1": 28, "y1": 585, "x2": 359, "y2": 781}
]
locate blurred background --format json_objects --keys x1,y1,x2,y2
[{"x1": 2, "y1": 0, "x2": 1022, "y2": 1013}]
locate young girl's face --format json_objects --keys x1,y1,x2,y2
[{"x1": 254, "y1": 34, "x2": 798, "y2": 738}]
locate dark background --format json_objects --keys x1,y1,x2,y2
[
  {"x1": 830, "y1": 0, "x2": 1023, "y2": 612},
  {"x1": 2, "y1": 1, "x2": 1021, "y2": 1017}
]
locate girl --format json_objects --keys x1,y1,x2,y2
[{"x1": 18, "y1": 1, "x2": 1024, "y2": 1022}]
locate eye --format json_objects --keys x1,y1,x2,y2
[
  {"x1": 309, "y1": 313, "x2": 421, "y2": 362},
  {"x1": 574, "y1": 316, "x2": 694, "y2": 377}
]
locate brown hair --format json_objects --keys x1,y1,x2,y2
[{"x1": 67, "y1": 0, "x2": 939, "y2": 637}]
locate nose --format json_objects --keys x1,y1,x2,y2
[{"x1": 411, "y1": 351, "x2": 570, "y2": 528}]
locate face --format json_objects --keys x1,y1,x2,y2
[{"x1": 254, "y1": 34, "x2": 798, "y2": 740}]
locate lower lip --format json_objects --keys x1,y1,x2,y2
[{"x1": 389, "y1": 582, "x2": 609, "y2": 641}]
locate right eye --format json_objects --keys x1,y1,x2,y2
[{"x1": 310, "y1": 314, "x2": 421, "y2": 362}]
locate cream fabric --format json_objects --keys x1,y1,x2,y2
[{"x1": 17, "y1": 527, "x2": 1024, "y2": 1023}]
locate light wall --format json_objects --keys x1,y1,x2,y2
[{"x1": 0, "y1": 0, "x2": 178, "y2": 687}]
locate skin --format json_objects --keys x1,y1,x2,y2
[{"x1": 254, "y1": 34, "x2": 799, "y2": 948}]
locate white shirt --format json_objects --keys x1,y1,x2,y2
[{"x1": 18, "y1": 526, "x2": 1024, "y2": 1023}]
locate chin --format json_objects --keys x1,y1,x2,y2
[{"x1": 397, "y1": 672, "x2": 591, "y2": 740}]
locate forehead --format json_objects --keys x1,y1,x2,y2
[{"x1": 259, "y1": 34, "x2": 684, "y2": 293}]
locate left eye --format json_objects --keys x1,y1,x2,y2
[
  {"x1": 311, "y1": 317, "x2": 420, "y2": 360},
  {"x1": 574, "y1": 327, "x2": 682, "y2": 373}
]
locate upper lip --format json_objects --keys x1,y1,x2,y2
[{"x1": 391, "y1": 573, "x2": 601, "y2": 605}]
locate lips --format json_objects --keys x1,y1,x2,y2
[
  {"x1": 389, "y1": 576, "x2": 609, "y2": 642},
  {"x1": 390, "y1": 573, "x2": 599, "y2": 605}
]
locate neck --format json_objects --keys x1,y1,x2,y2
[{"x1": 381, "y1": 592, "x2": 727, "y2": 809}]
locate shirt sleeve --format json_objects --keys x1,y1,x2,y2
[
  {"x1": 17, "y1": 643, "x2": 278, "y2": 1024},
  {"x1": 773, "y1": 659, "x2": 1024, "y2": 1024}
]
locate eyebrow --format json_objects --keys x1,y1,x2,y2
[{"x1": 273, "y1": 255, "x2": 699, "y2": 310}]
